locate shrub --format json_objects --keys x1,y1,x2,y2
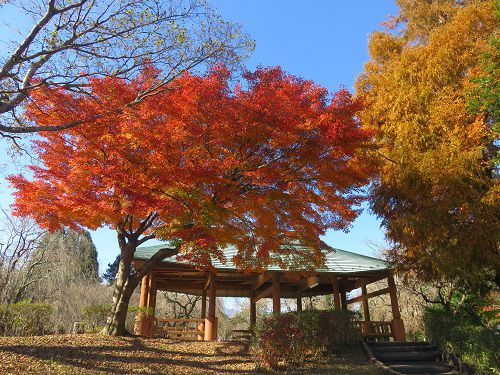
[
  {"x1": 255, "y1": 309, "x2": 360, "y2": 369},
  {"x1": 80, "y1": 304, "x2": 147, "y2": 333},
  {"x1": 255, "y1": 312, "x2": 307, "y2": 368},
  {"x1": 0, "y1": 301, "x2": 53, "y2": 336},
  {"x1": 424, "y1": 306, "x2": 499, "y2": 374},
  {"x1": 81, "y1": 304, "x2": 111, "y2": 332},
  {"x1": 297, "y1": 309, "x2": 360, "y2": 355}
]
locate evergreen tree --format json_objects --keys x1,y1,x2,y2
[
  {"x1": 103, "y1": 255, "x2": 120, "y2": 285},
  {"x1": 34, "y1": 228, "x2": 100, "y2": 282}
]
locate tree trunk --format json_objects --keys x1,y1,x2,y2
[
  {"x1": 102, "y1": 241, "x2": 139, "y2": 336},
  {"x1": 101, "y1": 224, "x2": 179, "y2": 336}
]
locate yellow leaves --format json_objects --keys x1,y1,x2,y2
[
  {"x1": 357, "y1": 0, "x2": 499, "y2": 287},
  {"x1": 367, "y1": 31, "x2": 403, "y2": 63}
]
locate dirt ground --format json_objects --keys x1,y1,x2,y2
[{"x1": 0, "y1": 334, "x2": 382, "y2": 374}]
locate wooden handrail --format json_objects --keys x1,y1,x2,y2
[{"x1": 156, "y1": 318, "x2": 205, "y2": 323}]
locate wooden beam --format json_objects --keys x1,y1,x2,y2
[
  {"x1": 307, "y1": 275, "x2": 320, "y2": 289},
  {"x1": 252, "y1": 284, "x2": 274, "y2": 303},
  {"x1": 353, "y1": 273, "x2": 390, "y2": 288},
  {"x1": 345, "y1": 287, "x2": 390, "y2": 304},
  {"x1": 296, "y1": 294, "x2": 302, "y2": 312},
  {"x1": 252, "y1": 272, "x2": 272, "y2": 291}
]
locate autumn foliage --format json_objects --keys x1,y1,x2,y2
[
  {"x1": 10, "y1": 66, "x2": 372, "y2": 271},
  {"x1": 356, "y1": 0, "x2": 499, "y2": 288}
]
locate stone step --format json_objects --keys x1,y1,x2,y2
[
  {"x1": 387, "y1": 361, "x2": 456, "y2": 374},
  {"x1": 375, "y1": 350, "x2": 440, "y2": 362}
]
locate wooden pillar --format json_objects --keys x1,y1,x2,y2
[
  {"x1": 361, "y1": 284, "x2": 370, "y2": 321},
  {"x1": 147, "y1": 273, "x2": 157, "y2": 336},
  {"x1": 361, "y1": 283, "x2": 370, "y2": 335},
  {"x1": 198, "y1": 288, "x2": 207, "y2": 340},
  {"x1": 201, "y1": 288, "x2": 207, "y2": 319},
  {"x1": 272, "y1": 273, "x2": 281, "y2": 314},
  {"x1": 250, "y1": 292, "x2": 257, "y2": 329},
  {"x1": 296, "y1": 294, "x2": 302, "y2": 312},
  {"x1": 139, "y1": 273, "x2": 150, "y2": 309},
  {"x1": 331, "y1": 276, "x2": 341, "y2": 310},
  {"x1": 204, "y1": 273, "x2": 217, "y2": 341},
  {"x1": 135, "y1": 272, "x2": 153, "y2": 336},
  {"x1": 388, "y1": 274, "x2": 406, "y2": 341},
  {"x1": 340, "y1": 290, "x2": 347, "y2": 310}
]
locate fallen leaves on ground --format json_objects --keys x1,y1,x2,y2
[{"x1": 0, "y1": 334, "x2": 381, "y2": 374}]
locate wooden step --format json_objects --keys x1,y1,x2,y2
[
  {"x1": 371, "y1": 345, "x2": 437, "y2": 352},
  {"x1": 368, "y1": 341, "x2": 433, "y2": 347},
  {"x1": 376, "y1": 350, "x2": 440, "y2": 362}
]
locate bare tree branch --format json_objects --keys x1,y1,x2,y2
[{"x1": 0, "y1": 0, "x2": 253, "y2": 137}]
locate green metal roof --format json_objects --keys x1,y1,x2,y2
[{"x1": 134, "y1": 244, "x2": 389, "y2": 274}]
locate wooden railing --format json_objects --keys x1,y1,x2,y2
[
  {"x1": 354, "y1": 321, "x2": 394, "y2": 341},
  {"x1": 231, "y1": 329, "x2": 254, "y2": 341},
  {"x1": 155, "y1": 318, "x2": 205, "y2": 340}
]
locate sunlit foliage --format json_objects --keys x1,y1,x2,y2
[{"x1": 356, "y1": 0, "x2": 499, "y2": 289}]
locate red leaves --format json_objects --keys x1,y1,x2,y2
[{"x1": 10, "y1": 65, "x2": 375, "y2": 270}]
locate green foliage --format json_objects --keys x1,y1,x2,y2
[
  {"x1": 0, "y1": 301, "x2": 53, "y2": 336},
  {"x1": 81, "y1": 304, "x2": 111, "y2": 333},
  {"x1": 102, "y1": 255, "x2": 120, "y2": 285},
  {"x1": 424, "y1": 304, "x2": 500, "y2": 374},
  {"x1": 254, "y1": 309, "x2": 360, "y2": 369},
  {"x1": 80, "y1": 304, "x2": 146, "y2": 333}
]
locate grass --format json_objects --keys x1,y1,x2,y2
[{"x1": 0, "y1": 334, "x2": 381, "y2": 374}]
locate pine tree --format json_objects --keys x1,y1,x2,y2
[{"x1": 103, "y1": 255, "x2": 120, "y2": 285}]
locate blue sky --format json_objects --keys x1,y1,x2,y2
[{"x1": 0, "y1": 0, "x2": 399, "y2": 273}]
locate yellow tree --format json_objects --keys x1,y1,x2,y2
[{"x1": 356, "y1": 0, "x2": 499, "y2": 289}]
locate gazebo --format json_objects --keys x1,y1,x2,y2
[{"x1": 132, "y1": 244, "x2": 406, "y2": 341}]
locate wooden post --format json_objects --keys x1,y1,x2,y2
[
  {"x1": 201, "y1": 288, "x2": 207, "y2": 319},
  {"x1": 139, "y1": 273, "x2": 149, "y2": 309},
  {"x1": 147, "y1": 273, "x2": 157, "y2": 337},
  {"x1": 296, "y1": 294, "x2": 302, "y2": 312},
  {"x1": 135, "y1": 273, "x2": 151, "y2": 336},
  {"x1": 361, "y1": 283, "x2": 370, "y2": 336},
  {"x1": 340, "y1": 291, "x2": 347, "y2": 310},
  {"x1": 361, "y1": 284, "x2": 370, "y2": 321},
  {"x1": 204, "y1": 273, "x2": 217, "y2": 341},
  {"x1": 388, "y1": 274, "x2": 406, "y2": 341},
  {"x1": 250, "y1": 294, "x2": 256, "y2": 329},
  {"x1": 272, "y1": 273, "x2": 281, "y2": 314},
  {"x1": 198, "y1": 288, "x2": 207, "y2": 340},
  {"x1": 331, "y1": 276, "x2": 341, "y2": 310}
]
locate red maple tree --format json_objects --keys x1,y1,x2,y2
[{"x1": 9, "y1": 66, "x2": 374, "y2": 335}]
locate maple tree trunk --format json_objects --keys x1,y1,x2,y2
[{"x1": 102, "y1": 242, "x2": 139, "y2": 336}]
